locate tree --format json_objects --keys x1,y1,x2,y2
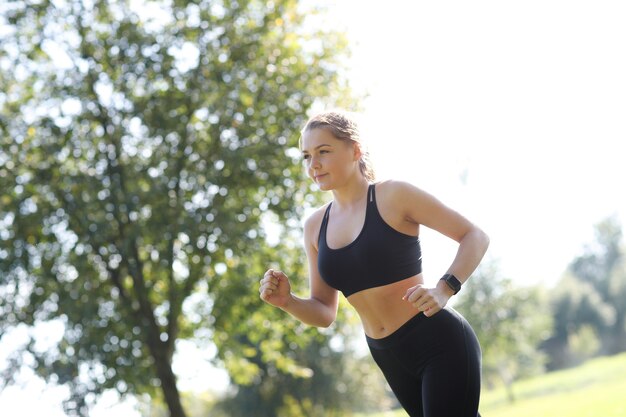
[
  {"x1": 569, "y1": 216, "x2": 623, "y2": 301},
  {"x1": 542, "y1": 272, "x2": 616, "y2": 369},
  {"x1": 0, "y1": 0, "x2": 354, "y2": 415},
  {"x1": 454, "y1": 260, "x2": 552, "y2": 402},
  {"x1": 207, "y1": 238, "x2": 392, "y2": 417},
  {"x1": 570, "y1": 216, "x2": 626, "y2": 354},
  {"x1": 607, "y1": 257, "x2": 626, "y2": 352},
  {"x1": 545, "y1": 215, "x2": 626, "y2": 366}
]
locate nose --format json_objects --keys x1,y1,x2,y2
[{"x1": 308, "y1": 155, "x2": 321, "y2": 170}]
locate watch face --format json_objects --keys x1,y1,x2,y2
[{"x1": 443, "y1": 274, "x2": 461, "y2": 293}]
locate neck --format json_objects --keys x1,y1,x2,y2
[{"x1": 331, "y1": 176, "x2": 370, "y2": 208}]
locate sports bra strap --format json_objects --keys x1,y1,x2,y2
[
  {"x1": 323, "y1": 203, "x2": 332, "y2": 222},
  {"x1": 318, "y1": 203, "x2": 332, "y2": 245},
  {"x1": 316, "y1": 182, "x2": 422, "y2": 297}
]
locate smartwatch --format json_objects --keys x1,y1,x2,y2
[{"x1": 440, "y1": 274, "x2": 462, "y2": 295}]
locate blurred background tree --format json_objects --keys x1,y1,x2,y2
[
  {"x1": 0, "y1": 0, "x2": 373, "y2": 416},
  {"x1": 450, "y1": 216, "x2": 626, "y2": 405},
  {"x1": 455, "y1": 259, "x2": 553, "y2": 402},
  {"x1": 542, "y1": 216, "x2": 626, "y2": 370},
  {"x1": 204, "y1": 235, "x2": 391, "y2": 417},
  {"x1": 3, "y1": 0, "x2": 624, "y2": 414}
]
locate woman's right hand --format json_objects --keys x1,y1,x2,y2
[{"x1": 259, "y1": 269, "x2": 292, "y2": 308}]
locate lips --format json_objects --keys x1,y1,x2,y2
[{"x1": 314, "y1": 173, "x2": 327, "y2": 182}]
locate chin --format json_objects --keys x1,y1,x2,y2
[{"x1": 314, "y1": 180, "x2": 334, "y2": 191}]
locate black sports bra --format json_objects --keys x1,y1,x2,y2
[{"x1": 317, "y1": 184, "x2": 422, "y2": 297}]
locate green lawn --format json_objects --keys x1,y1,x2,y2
[{"x1": 359, "y1": 352, "x2": 626, "y2": 417}]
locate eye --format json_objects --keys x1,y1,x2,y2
[{"x1": 302, "y1": 154, "x2": 310, "y2": 160}]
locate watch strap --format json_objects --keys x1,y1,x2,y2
[{"x1": 440, "y1": 274, "x2": 462, "y2": 295}]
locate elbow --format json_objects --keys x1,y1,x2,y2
[
  {"x1": 319, "y1": 318, "x2": 336, "y2": 329},
  {"x1": 305, "y1": 317, "x2": 335, "y2": 328},
  {"x1": 465, "y1": 226, "x2": 489, "y2": 255},
  {"x1": 309, "y1": 296, "x2": 337, "y2": 328},
  {"x1": 316, "y1": 311, "x2": 336, "y2": 328},
  {"x1": 315, "y1": 310, "x2": 336, "y2": 328},
  {"x1": 478, "y1": 227, "x2": 490, "y2": 254}
]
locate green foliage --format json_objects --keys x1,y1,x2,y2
[
  {"x1": 545, "y1": 273, "x2": 614, "y2": 368},
  {"x1": 569, "y1": 216, "x2": 623, "y2": 300},
  {"x1": 454, "y1": 260, "x2": 552, "y2": 400},
  {"x1": 0, "y1": 0, "x2": 355, "y2": 416},
  {"x1": 208, "y1": 236, "x2": 391, "y2": 416},
  {"x1": 545, "y1": 215, "x2": 626, "y2": 368},
  {"x1": 568, "y1": 324, "x2": 600, "y2": 360}
]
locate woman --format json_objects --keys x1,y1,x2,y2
[{"x1": 259, "y1": 110, "x2": 489, "y2": 417}]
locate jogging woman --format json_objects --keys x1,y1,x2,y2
[{"x1": 259, "y1": 110, "x2": 489, "y2": 417}]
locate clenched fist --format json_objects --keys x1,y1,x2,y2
[
  {"x1": 259, "y1": 269, "x2": 292, "y2": 308},
  {"x1": 402, "y1": 283, "x2": 452, "y2": 317}
]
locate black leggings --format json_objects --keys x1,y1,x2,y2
[{"x1": 366, "y1": 307, "x2": 482, "y2": 417}]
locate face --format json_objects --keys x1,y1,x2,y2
[{"x1": 300, "y1": 128, "x2": 361, "y2": 191}]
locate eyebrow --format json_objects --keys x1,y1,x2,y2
[{"x1": 301, "y1": 144, "x2": 331, "y2": 153}]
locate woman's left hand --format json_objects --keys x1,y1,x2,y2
[{"x1": 402, "y1": 284, "x2": 453, "y2": 317}]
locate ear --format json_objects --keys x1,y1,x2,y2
[{"x1": 352, "y1": 141, "x2": 363, "y2": 161}]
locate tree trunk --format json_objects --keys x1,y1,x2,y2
[
  {"x1": 609, "y1": 315, "x2": 626, "y2": 354},
  {"x1": 153, "y1": 345, "x2": 187, "y2": 417},
  {"x1": 498, "y1": 367, "x2": 516, "y2": 403}
]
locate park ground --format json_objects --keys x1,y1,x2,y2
[{"x1": 358, "y1": 352, "x2": 626, "y2": 417}]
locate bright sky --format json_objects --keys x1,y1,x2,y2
[
  {"x1": 328, "y1": 0, "x2": 626, "y2": 286},
  {"x1": 2, "y1": 0, "x2": 626, "y2": 415}
]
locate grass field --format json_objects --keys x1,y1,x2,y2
[{"x1": 360, "y1": 352, "x2": 626, "y2": 417}]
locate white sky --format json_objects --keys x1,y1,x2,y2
[
  {"x1": 2, "y1": 0, "x2": 626, "y2": 415},
  {"x1": 328, "y1": 0, "x2": 626, "y2": 286}
]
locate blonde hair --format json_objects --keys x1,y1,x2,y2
[{"x1": 301, "y1": 110, "x2": 375, "y2": 182}]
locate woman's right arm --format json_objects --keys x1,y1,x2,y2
[{"x1": 260, "y1": 210, "x2": 339, "y2": 328}]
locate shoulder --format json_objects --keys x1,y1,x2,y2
[
  {"x1": 375, "y1": 179, "x2": 431, "y2": 202},
  {"x1": 374, "y1": 179, "x2": 445, "y2": 222},
  {"x1": 304, "y1": 202, "x2": 331, "y2": 230},
  {"x1": 303, "y1": 202, "x2": 331, "y2": 247},
  {"x1": 376, "y1": 180, "x2": 472, "y2": 236}
]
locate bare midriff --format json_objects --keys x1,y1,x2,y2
[{"x1": 347, "y1": 274, "x2": 424, "y2": 339}]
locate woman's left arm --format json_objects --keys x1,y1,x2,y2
[{"x1": 389, "y1": 180, "x2": 490, "y2": 314}]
